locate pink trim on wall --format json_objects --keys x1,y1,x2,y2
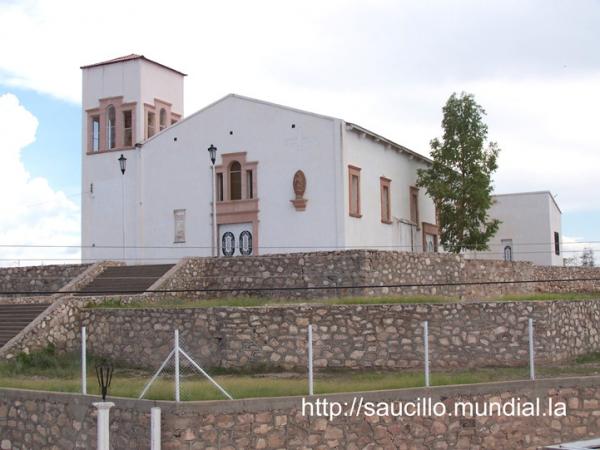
[
  {"x1": 215, "y1": 152, "x2": 260, "y2": 255},
  {"x1": 143, "y1": 98, "x2": 182, "y2": 138},
  {"x1": 86, "y1": 97, "x2": 137, "y2": 153}
]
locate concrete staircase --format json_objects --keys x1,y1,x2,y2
[
  {"x1": 76, "y1": 264, "x2": 175, "y2": 296},
  {"x1": 0, "y1": 303, "x2": 50, "y2": 347}
]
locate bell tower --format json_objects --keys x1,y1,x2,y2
[
  {"x1": 80, "y1": 55, "x2": 185, "y2": 262},
  {"x1": 81, "y1": 54, "x2": 185, "y2": 154}
]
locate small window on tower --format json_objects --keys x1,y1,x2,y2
[
  {"x1": 246, "y1": 170, "x2": 253, "y2": 199},
  {"x1": 147, "y1": 111, "x2": 155, "y2": 138},
  {"x1": 91, "y1": 115, "x2": 100, "y2": 152},
  {"x1": 159, "y1": 108, "x2": 167, "y2": 131},
  {"x1": 123, "y1": 110, "x2": 132, "y2": 147},
  {"x1": 107, "y1": 105, "x2": 116, "y2": 149}
]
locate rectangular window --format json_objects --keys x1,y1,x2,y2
[
  {"x1": 91, "y1": 115, "x2": 100, "y2": 152},
  {"x1": 246, "y1": 170, "x2": 253, "y2": 199},
  {"x1": 174, "y1": 209, "x2": 186, "y2": 243},
  {"x1": 424, "y1": 233, "x2": 437, "y2": 253},
  {"x1": 380, "y1": 177, "x2": 391, "y2": 223},
  {"x1": 123, "y1": 110, "x2": 132, "y2": 147},
  {"x1": 422, "y1": 223, "x2": 439, "y2": 253},
  {"x1": 216, "y1": 173, "x2": 224, "y2": 201},
  {"x1": 348, "y1": 165, "x2": 361, "y2": 217},
  {"x1": 554, "y1": 231, "x2": 560, "y2": 255},
  {"x1": 147, "y1": 111, "x2": 155, "y2": 138},
  {"x1": 410, "y1": 186, "x2": 420, "y2": 228}
]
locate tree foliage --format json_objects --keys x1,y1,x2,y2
[
  {"x1": 581, "y1": 247, "x2": 595, "y2": 267},
  {"x1": 417, "y1": 92, "x2": 500, "y2": 253}
]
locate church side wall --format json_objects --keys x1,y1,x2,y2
[{"x1": 341, "y1": 129, "x2": 437, "y2": 252}]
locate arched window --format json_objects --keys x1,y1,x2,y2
[
  {"x1": 159, "y1": 108, "x2": 167, "y2": 131},
  {"x1": 107, "y1": 105, "x2": 116, "y2": 149},
  {"x1": 229, "y1": 161, "x2": 242, "y2": 200},
  {"x1": 504, "y1": 245, "x2": 513, "y2": 262}
]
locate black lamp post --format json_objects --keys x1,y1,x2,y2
[
  {"x1": 208, "y1": 145, "x2": 218, "y2": 257},
  {"x1": 95, "y1": 362, "x2": 114, "y2": 401},
  {"x1": 118, "y1": 154, "x2": 127, "y2": 175},
  {"x1": 118, "y1": 154, "x2": 127, "y2": 260},
  {"x1": 207, "y1": 144, "x2": 217, "y2": 165}
]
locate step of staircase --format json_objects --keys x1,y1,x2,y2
[
  {"x1": 0, "y1": 303, "x2": 50, "y2": 348},
  {"x1": 76, "y1": 264, "x2": 174, "y2": 296}
]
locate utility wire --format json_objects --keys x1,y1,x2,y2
[
  {"x1": 1, "y1": 276, "x2": 599, "y2": 296},
  {"x1": 2, "y1": 241, "x2": 600, "y2": 249}
]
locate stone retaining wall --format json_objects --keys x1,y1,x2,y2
[
  {"x1": 0, "y1": 262, "x2": 123, "y2": 359},
  {"x1": 0, "y1": 264, "x2": 90, "y2": 298},
  {"x1": 155, "y1": 250, "x2": 600, "y2": 300},
  {"x1": 2, "y1": 377, "x2": 600, "y2": 449},
  {"x1": 80, "y1": 299, "x2": 600, "y2": 371},
  {"x1": 0, "y1": 389, "x2": 149, "y2": 449}
]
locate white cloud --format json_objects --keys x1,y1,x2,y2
[
  {"x1": 0, "y1": 0, "x2": 598, "y2": 218},
  {"x1": 0, "y1": 93, "x2": 80, "y2": 266}
]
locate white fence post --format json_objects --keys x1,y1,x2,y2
[
  {"x1": 529, "y1": 318, "x2": 535, "y2": 381},
  {"x1": 150, "y1": 407, "x2": 161, "y2": 450},
  {"x1": 81, "y1": 326, "x2": 87, "y2": 395},
  {"x1": 93, "y1": 402, "x2": 114, "y2": 450},
  {"x1": 308, "y1": 324, "x2": 314, "y2": 396},
  {"x1": 174, "y1": 330, "x2": 180, "y2": 402},
  {"x1": 424, "y1": 321, "x2": 430, "y2": 387}
]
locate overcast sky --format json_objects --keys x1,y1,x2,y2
[{"x1": 0, "y1": 0, "x2": 598, "y2": 263}]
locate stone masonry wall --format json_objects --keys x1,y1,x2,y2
[
  {"x1": 155, "y1": 250, "x2": 600, "y2": 300},
  {"x1": 0, "y1": 264, "x2": 90, "y2": 298},
  {"x1": 0, "y1": 262, "x2": 123, "y2": 359},
  {"x1": 81, "y1": 299, "x2": 600, "y2": 371},
  {"x1": 0, "y1": 389, "x2": 150, "y2": 449},
  {"x1": 3, "y1": 377, "x2": 600, "y2": 449}
]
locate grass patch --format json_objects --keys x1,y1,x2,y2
[
  {"x1": 88, "y1": 295, "x2": 457, "y2": 310},
  {"x1": 575, "y1": 352, "x2": 600, "y2": 364},
  {"x1": 2, "y1": 348, "x2": 600, "y2": 401},
  {"x1": 492, "y1": 292, "x2": 600, "y2": 302},
  {"x1": 88, "y1": 292, "x2": 600, "y2": 310}
]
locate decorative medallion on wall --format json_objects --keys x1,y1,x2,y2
[
  {"x1": 239, "y1": 231, "x2": 253, "y2": 256},
  {"x1": 291, "y1": 170, "x2": 308, "y2": 211},
  {"x1": 222, "y1": 232, "x2": 235, "y2": 257}
]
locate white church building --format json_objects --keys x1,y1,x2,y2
[{"x1": 81, "y1": 54, "x2": 439, "y2": 263}]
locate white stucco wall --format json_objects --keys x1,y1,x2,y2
[
  {"x1": 139, "y1": 59, "x2": 184, "y2": 116},
  {"x1": 84, "y1": 95, "x2": 344, "y2": 262},
  {"x1": 81, "y1": 149, "x2": 141, "y2": 262},
  {"x1": 470, "y1": 191, "x2": 563, "y2": 266},
  {"x1": 341, "y1": 127, "x2": 437, "y2": 252}
]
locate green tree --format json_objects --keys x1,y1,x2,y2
[
  {"x1": 417, "y1": 92, "x2": 500, "y2": 253},
  {"x1": 581, "y1": 248, "x2": 595, "y2": 267}
]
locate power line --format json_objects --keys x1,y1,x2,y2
[
  {"x1": 1, "y1": 276, "x2": 599, "y2": 296},
  {"x1": 2, "y1": 241, "x2": 600, "y2": 249}
]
